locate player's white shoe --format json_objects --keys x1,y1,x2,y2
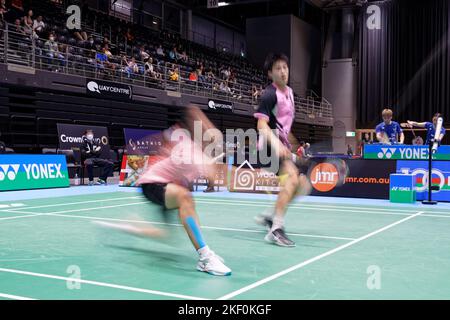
[{"x1": 197, "y1": 252, "x2": 232, "y2": 276}]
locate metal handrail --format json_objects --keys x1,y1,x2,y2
[{"x1": 0, "y1": 25, "x2": 332, "y2": 119}]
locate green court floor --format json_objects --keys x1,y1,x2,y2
[{"x1": 0, "y1": 191, "x2": 449, "y2": 300}]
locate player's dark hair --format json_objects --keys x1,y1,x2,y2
[
  {"x1": 433, "y1": 113, "x2": 442, "y2": 119},
  {"x1": 264, "y1": 53, "x2": 289, "y2": 74}
]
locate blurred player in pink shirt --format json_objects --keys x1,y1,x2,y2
[{"x1": 96, "y1": 106, "x2": 231, "y2": 276}]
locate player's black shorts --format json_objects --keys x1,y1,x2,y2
[{"x1": 141, "y1": 183, "x2": 167, "y2": 209}]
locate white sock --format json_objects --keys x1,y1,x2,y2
[
  {"x1": 197, "y1": 245, "x2": 212, "y2": 258},
  {"x1": 271, "y1": 216, "x2": 285, "y2": 231}
]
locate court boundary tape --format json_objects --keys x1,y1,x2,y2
[
  {"x1": 0, "y1": 292, "x2": 37, "y2": 300},
  {"x1": 0, "y1": 267, "x2": 207, "y2": 300},
  {"x1": 216, "y1": 211, "x2": 424, "y2": 300},
  {"x1": 0, "y1": 209, "x2": 356, "y2": 241}
]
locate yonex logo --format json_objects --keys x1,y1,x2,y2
[
  {"x1": 208, "y1": 100, "x2": 216, "y2": 109},
  {"x1": 0, "y1": 164, "x2": 20, "y2": 181},
  {"x1": 377, "y1": 148, "x2": 396, "y2": 159}
]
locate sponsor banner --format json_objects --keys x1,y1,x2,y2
[
  {"x1": 0, "y1": 155, "x2": 69, "y2": 191},
  {"x1": 364, "y1": 144, "x2": 450, "y2": 160},
  {"x1": 86, "y1": 78, "x2": 132, "y2": 101},
  {"x1": 57, "y1": 123, "x2": 110, "y2": 159},
  {"x1": 389, "y1": 174, "x2": 416, "y2": 203},
  {"x1": 207, "y1": 99, "x2": 234, "y2": 114},
  {"x1": 119, "y1": 154, "x2": 228, "y2": 187},
  {"x1": 229, "y1": 160, "x2": 281, "y2": 193},
  {"x1": 229, "y1": 158, "x2": 396, "y2": 199},
  {"x1": 124, "y1": 128, "x2": 163, "y2": 155},
  {"x1": 396, "y1": 160, "x2": 450, "y2": 202},
  {"x1": 119, "y1": 155, "x2": 159, "y2": 187}
]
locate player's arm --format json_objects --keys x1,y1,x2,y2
[
  {"x1": 399, "y1": 132, "x2": 405, "y2": 144},
  {"x1": 376, "y1": 131, "x2": 389, "y2": 144},
  {"x1": 406, "y1": 120, "x2": 427, "y2": 128}
]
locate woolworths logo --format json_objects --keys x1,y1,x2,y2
[
  {"x1": 0, "y1": 163, "x2": 65, "y2": 181},
  {"x1": 377, "y1": 148, "x2": 397, "y2": 159}
]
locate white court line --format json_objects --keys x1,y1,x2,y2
[
  {"x1": 0, "y1": 214, "x2": 44, "y2": 221},
  {"x1": 3, "y1": 210, "x2": 355, "y2": 241},
  {"x1": 0, "y1": 293, "x2": 36, "y2": 300},
  {"x1": 196, "y1": 198, "x2": 450, "y2": 216},
  {"x1": 2, "y1": 202, "x2": 149, "y2": 215},
  {"x1": 218, "y1": 210, "x2": 425, "y2": 300},
  {"x1": 217, "y1": 211, "x2": 424, "y2": 300},
  {"x1": 1, "y1": 196, "x2": 142, "y2": 212},
  {"x1": 0, "y1": 267, "x2": 207, "y2": 300},
  {"x1": 196, "y1": 200, "x2": 412, "y2": 217}
]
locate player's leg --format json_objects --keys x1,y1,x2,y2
[
  {"x1": 164, "y1": 183, "x2": 232, "y2": 276},
  {"x1": 268, "y1": 159, "x2": 300, "y2": 246}
]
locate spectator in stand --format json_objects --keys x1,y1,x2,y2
[
  {"x1": 13, "y1": 17, "x2": 25, "y2": 36},
  {"x1": 347, "y1": 144, "x2": 354, "y2": 156},
  {"x1": 102, "y1": 43, "x2": 117, "y2": 75},
  {"x1": 156, "y1": 44, "x2": 165, "y2": 57},
  {"x1": 252, "y1": 85, "x2": 260, "y2": 102},
  {"x1": 32, "y1": 15, "x2": 45, "y2": 39},
  {"x1": 0, "y1": 0, "x2": 6, "y2": 36},
  {"x1": 296, "y1": 141, "x2": 307, "y2": 159},
  {"x1": 122, "y1": 56, "x2": 139, "y2": 78},
  {"x1": 139, "y1": 45, "x2": 150, "y2": 61},
  {"x1": 85, "y1": 35, "x2": 96, "y2": 51},
  {"x1": 219, "y1": 81, "x2": 232, "y2": 96},
  {"x1": 169, "y1": 46, "x2": 177, "y2": 62},
  {"x1": 22, "y1": 9, "x2": 33, "y2": 38},
  {"x1": 179, "y1": 50, "x2": 188, "y2": 63},
  {"x1": 144, "y1": 57, "x2": 161, "y2": 80},
  {"x1": 189, "y1": 69, "x2": 198, "y2": 82},
  {"x1": 44, "y1": 32, "x2": 65, "y2": 71},
  {"x1": 169, "y1": 66, "x2": 179, "y2": 82},
  {"x1": 0, "y1": 0, "x2": 7, "y2": 20},
  {"x1": 71, "y1": 22, "x2": 88, "y2": 42}
]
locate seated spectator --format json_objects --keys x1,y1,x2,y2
[
  {"x1": 168, "y1": 46, "x2": 177, "y2": 61},
  {"x1": 144, "y1": 57, "x2": 161, "y2": 80},
  {"x1": 44, "y1": 32, "x2": 65, "y2": 71},
  {"x1": 85, "y1": 36, "x2": 96, "y2": 51},
  {"x1": 71, "y1": 24, "x2": 88, "y2": 42},
  {"x1": 32, "y1": 15, "x2": 45, "y2": 39},
  {"x1": 13, "y1": 18, "x2": 26, "y2": 35},
  {"x1": 22, "y1": 9, "x2": 33, "y2": 37},
  {"x1": 139, "y1": 46, "x2": 150, "y2": 61},
  {"x1": 101, "y1": 43, "x2": 116, "y2": 74},
  {"x1": 219, "y1": 81, "x2": 232, "y2": 95},
  {"x1": 122, "y1": 56, "x2": 139, "y2": 78},
  {"x1": 252, "y1": 85, "x2": 260, "y2": 101},
  {"x1": 169, "y1": 67, "x2": 179, "y2": 82},
  {"x1": 0, "y1": 0, "x2": 7, "y2": 31},
  {"x1": 179, "y1": 50, "x2": 188, "y2": 63},
  {"x1": 189, "y1": 70, "x2": 198, "y2": 82},
  {"x1": 102, "y1": 43, "x2": 113, "y2": 58},
  {"x1": 156, "y1": 44, "x2": 165, "y2": 57}
]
